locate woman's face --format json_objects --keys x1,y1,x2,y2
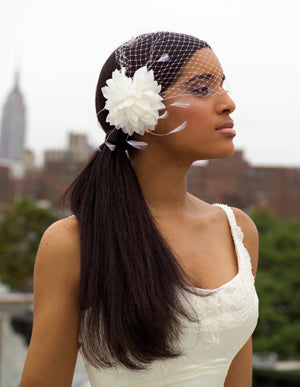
[{"x1": 152, "y1": 47, "x2": 236, "y2": 162}]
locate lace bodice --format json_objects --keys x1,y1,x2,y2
[{"x1": 81, "y1": 204, "x2": 259, "y2": 386}]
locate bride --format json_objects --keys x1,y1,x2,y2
[{"x1": 20, "y1": 31, "x2": 259, "y2": 387}]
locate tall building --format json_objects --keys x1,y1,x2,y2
[{"x1": 0, "y1": 71, "x2": 26, "y2": 162}]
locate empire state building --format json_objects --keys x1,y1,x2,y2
[{"x1": 0, "y1": 72, "x2": 26, "y2": 162}]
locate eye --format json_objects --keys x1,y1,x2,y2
[
  {"x1": 190, "y1": 86, "x2": 209, "y2": 96},
  {"x1": 186, "y1": 82, "x2": 211, "y2": 96}
]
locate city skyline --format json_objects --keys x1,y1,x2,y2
[{"x1": 0, "y1": 0, "x2": 300, "y2": 167}]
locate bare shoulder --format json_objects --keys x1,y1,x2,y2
[
  {"x1": 40, "y1": 215, "x2": 80, "y2": 248},
  {"x1": 35, "y1": 216, "x2": 81, "y2": 287},
  {"x1": 231, "y1": 207, "x2": 259, "y2": 276},
  {"x1": 21, "y1": 216, "x2": 81, "y2": 386}
]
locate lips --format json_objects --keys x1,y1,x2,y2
[
  {"x1": 215, "y1": 121, "x2": 236, "y2": 136},
  {"x1": 216, "y1": 121, "x2": 234, "y2": 130}
]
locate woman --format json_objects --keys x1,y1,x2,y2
[{"x1": 20, "y1": 32, "x2": 259, "y2": 386}]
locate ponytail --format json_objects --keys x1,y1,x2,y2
[{"x1": 65, "y1": 143, "x2": 194, "y2": 369}]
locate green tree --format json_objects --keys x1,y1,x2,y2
[
  {"x1": 251, "y1": 208, "x2": 300, "y2": 359},
  {"x1": 0, "y1": 197, "x2": 58, "y2": 291}
]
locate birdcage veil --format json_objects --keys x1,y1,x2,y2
[{"x1": 99, "y1": 32, "x2": 228, "y2": 148}]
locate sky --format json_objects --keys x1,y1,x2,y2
[{"x1": 0, "y1": 0, "x2": 300, "y2": 167}]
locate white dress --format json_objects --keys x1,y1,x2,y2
[{"x1": 81, "y1": 204, "x2": 259, "y2": 386}]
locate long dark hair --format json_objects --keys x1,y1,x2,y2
[{"x1": 66, "y1": 32, "x2": 210, "y2": 370}]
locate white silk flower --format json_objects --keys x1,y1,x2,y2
[{"x1": 101, "y1": 66, "x2": 165, "y2": 136}]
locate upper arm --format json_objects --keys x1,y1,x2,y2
[
  {"x1": 232, "y1": 207, "x2": 259, "y2": 277},
  {"x1": 224, "y1": 337, "x2": 253, "y2": 387},
  {"x1": 20, "y1": 217, "x2": 81, "y2": 387}
]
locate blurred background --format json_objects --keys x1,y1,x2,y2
[{"x1": 0, "y1": 0, "x2": 299, "y2": 385}]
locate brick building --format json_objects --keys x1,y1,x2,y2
[
  {"x1": 44, "y1": 133, "x2": 92, "y2": 164},
  {"x1": 0, "y1": 133, "x2": 93, "y2": 215},
  {"x1": 42, "y1": 159, "x2": 85, "y2": 208},
  {"x1": 187, "y1": 150, "x2": 300, "y2": 219},
  {"x1": 40, "y1": 133, "x2": 93, "y2": 209},
  {"x1": 0, "y1": 164, "x2": 12, "y2": 212}
]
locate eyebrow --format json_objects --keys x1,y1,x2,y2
[{"x1": 184, "y1": 73, "x2": 226, "y2": 85}]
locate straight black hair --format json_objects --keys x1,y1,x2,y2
[{"x1": 65, "y1": 32, "x2": 210, "y2": 370}]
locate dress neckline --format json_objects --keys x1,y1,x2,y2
[{"x1": 186, "y1": 269, "x2": 240, "y2": 294}]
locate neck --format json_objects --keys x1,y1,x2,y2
[{"x1": 130, "y1": 148, "x2": 192, "y2": 216}]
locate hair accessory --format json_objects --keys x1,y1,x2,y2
[
  {"x1": 101, "y1": 66, "x2": 165, "y2": 136},
  {"x1": 98, "y1": 129, "x2": 149, "y2": 152},
  {"x1": 150, "y1": 121, "x2": 187, "y2": 137},
  {"x1": 99, "y1": 32, "x2": 229, "y2": 144},
  {"x1": 157, "y1": 53, "x2": 170, "y2": 62},
  {"x1": 104, "y1": 141, "x2": 116, "y2": 152}
]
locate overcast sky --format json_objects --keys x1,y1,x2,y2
[{"x1": 0, "y1": 0, "x2": 299, "y2": 167}]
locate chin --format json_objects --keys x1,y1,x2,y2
[
  {"x1": 194, "y1": 143, "x2": 235, "y2": 161},
  {"x1": 217, "y1": 145, "x2": 235, "y2": 159}
]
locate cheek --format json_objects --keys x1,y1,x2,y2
[
  {"x1": 180, "y1": 100, "x2": 214, "y2": 144},
  {"x1": 156, "y1": 98, "x2": 212, "y2": 134},
  {"x1": 185, "y1": 102, "x2": 213, "y2": 132}
]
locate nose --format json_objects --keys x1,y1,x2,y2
[{"x1": 216, "y1": 91, "x2": 236, "y2": 114}]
